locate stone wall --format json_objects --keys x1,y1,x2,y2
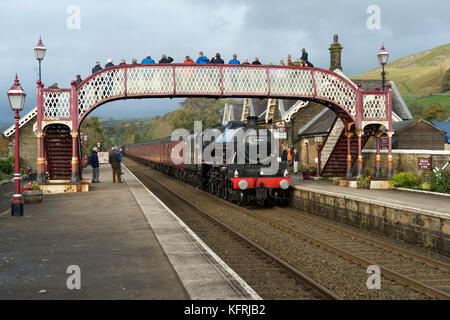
[
  {"x1": 289, "y1": 185, "x2": 450, "y2": 256},
  {"x1": 361, "y1": 150, "x2": 450, "y2": 181},
  {"x1": 9, "y1": 120, "x2": 37, "y2": 171}
]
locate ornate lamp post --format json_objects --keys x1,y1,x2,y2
[
  {"x1": 82, "y1": 133, "x2": 88, "y2": 165},
  {"x1": 34, "y1": 37, "x2": 46, "y2": 82},
  {"x1": 7, "y1": 74, "x2": 26, "y2": 217},
  {"x1": 377, "y1": 43, "x2": 389, "y2": 91}
]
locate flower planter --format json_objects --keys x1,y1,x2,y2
[
  {"x1": 302, "y1": 172, "x2": 316, "y2": 180},
  {"x1": 22, "y1": 189, "x2": 43, "y2": 204},
  {"x1": 356, "y1": 181, "x2": 370, "y2": 189}
]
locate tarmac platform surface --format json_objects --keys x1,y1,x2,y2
[
  {"x1": 289, "y1": 175, "x2": 450, "y2": 217},
  {"x1": 0, "y1": 165, "x2": 258, "y2": 300}
]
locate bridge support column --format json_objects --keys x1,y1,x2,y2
[
  {"x1": 387, "y1": 131, "x2": 394, "y2": 178},
  {"x1": 70, "y1": 131, "x2": 80, "y2": 184},
  {"x1": 357, "y1": 130, "x2": 363, "y2": 178},
  {"x1": 345, "y1": 131, "x2": 353, "y2": 179},
  {"x1": 375, "y1": 131, "x2": 382, "y2": 178}
]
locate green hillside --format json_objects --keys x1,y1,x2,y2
[{"x1": 352, "y1": 43, "x2": 450, "y2": 95}]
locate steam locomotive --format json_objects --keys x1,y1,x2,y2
[{"x1": 124, "y1": 116, "x2": 291, "y2": 206}]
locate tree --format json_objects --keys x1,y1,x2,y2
[
  {"x1": 442, "y1": 68, "x2": 450, "y2": 93},
  {"x1": 421, "y1": 103, "x2": 447, "y2": 121}
]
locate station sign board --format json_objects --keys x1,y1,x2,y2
[
  {"x1": 380, "y1": 137, "x2": 389, "y2": 149},
  {"x1": 98, "y1": 152, "x2": 110, "y2": 164},
  {"x1": 274, "y1": 132, "x2": 287, "y2": 139},
  {"x1": 417, "y1": 158, "x2": 431, "y2": 170}
]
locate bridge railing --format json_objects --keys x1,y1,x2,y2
[
  {"x1": 42, "y1": 89, "x2": 72, "y2": 120},
  {"x1": 40, "y1": 64, "x2": 390, "y2": 125},
  {"x1": 74, "y1": 64, "x2": 361, "y2": 120},
  {"x1": 362, "y1": 91, "x2": 390, "y2": 121}
]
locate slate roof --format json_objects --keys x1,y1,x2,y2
[
  {"x1": 432, "y1": 121, "x2": 450, "y2": 143},
  {"x1": 390, "y1": 119, "x2": 445, "y2": 134},
  {"x1": 298, "y1": 108, "x2": 336, "y2": 136},
  {"x1": 250, "y1": 98, "x2": 269, "y2": 117}
]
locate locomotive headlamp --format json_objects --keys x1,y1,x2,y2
[
  {"x1": 280, "y1": 179, "x2": 289, "y2": 190},
  {"x1": 234, "y1": 170, "x2": 239, "y2": 177},
  {"x1": 238, "y1": 180, "x2": 248, "y2": 190},
  {"x1": 284, "y1": 169, "x2": 289, "y2": 177}
]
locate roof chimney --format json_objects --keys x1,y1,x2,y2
[{"x1": 329, "y1": 34, "x2": 343, "y2": 71}]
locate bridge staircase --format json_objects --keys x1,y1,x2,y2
[
  {"x1": 44, "y1": 124, "x2": 72, "y2": 180},
  {"x1": 319, "y1": 117, "x2": 370, "y2": 177}
]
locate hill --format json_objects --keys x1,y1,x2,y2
[{"x1": 352, "y1": 43, "x2": 450, "y2": 95}]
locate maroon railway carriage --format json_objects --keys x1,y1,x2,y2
[{"x1": 124, "y1": 117, "x2": 291, "y2": 206}]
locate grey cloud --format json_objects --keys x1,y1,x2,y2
[{"x1": 0, "y1": 0, "x2": 449, "y2": 124}]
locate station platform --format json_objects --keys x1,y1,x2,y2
[
  {"x1": 289, "y1": 174, "x2": 449, "y2": 217},
  {"x1": 0, "y1": 164, "x2": 259, "y2": 300},
  {"x1": 288, "y1": 174, "x2": 449, "y2": 255}
]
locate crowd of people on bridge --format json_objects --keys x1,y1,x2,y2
[{"x1": 66, "y1": 49, "x2": 313, "y2": 85}]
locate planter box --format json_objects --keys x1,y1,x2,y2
[
  {"x1": 22, "y1": 189, "x2": 43, "y2": 204},
  {"x1": 356, "y1": 181, "x2": 370, "y2": 189},
  {"x1": 302, "y1": 172, "x2": 316, "y2": 180}
]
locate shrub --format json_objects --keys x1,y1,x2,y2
[
  {"x1": 389, "y1": 172, "x2": 420, "y2": 189},
  {"x1": 0, "y1": 156, "x2": 13, "y2": 176},
  {"x1": 427, "y1": 170, "x2": 450, "y2": 194},
  {"x1": 421, "y1": 182, "x2": 432, "y2": 191},
  {"x1": 302, "y1": 164, "x2": 317, "y2": 173}
]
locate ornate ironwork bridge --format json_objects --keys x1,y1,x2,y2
[{"x1": 35, "y1": 64, "x2": 393, "y2": 183}]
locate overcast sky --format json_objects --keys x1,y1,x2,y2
[{"x1": 0, "y1": 0, "x2": 449, "y2": 125}]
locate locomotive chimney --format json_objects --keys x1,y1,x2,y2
[{"x1": 246, "y1": 116, "x2": 258, "y2": 128}]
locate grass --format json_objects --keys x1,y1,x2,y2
[
  {"x1": 403, "y1": 95, "x2": 450, "y2": 119},
  {"x1": 352, "y1": 43, "x2": 450, "y2": 96}
]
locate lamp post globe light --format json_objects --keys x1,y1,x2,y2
[
  {"x1": 82, "y1": 133, "x2": 88, "y2": 166},
  {"x1": 377, "y1": 43, "x2": 389, "y2": 91},
  {"x1": 7, "y1": 74, "x2": 26, "y2": 217},
  {"x1": 34, "y1": 36, "x2": 46, "y2": 82}
]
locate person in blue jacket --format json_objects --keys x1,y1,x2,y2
[
  {"x1": 228, "y1": 54, "x2": 240, "y2": 64},
  {"x1": 89, "y1": 147, "x2": 100, "y2": 183},
  {"x1": 196, "y1": 51, "x2": 209, "y2": 64},
  {"x1": 105, "y1": 58, "x2": 114, "y2": 68},
  {"x1": 142, "y1": 53, "x2": 155, "y2": 64},
  {"x1": 92, "y1": 61, "x2": 102, "y2": 74},
  {"x1": 117, "y1": 147, "x2": 123, "y2": 175}
]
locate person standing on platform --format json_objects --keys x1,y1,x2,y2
[
  {"x1": 109, "y1": 148, "x2": 122, "y2": 183},
  {"x1": 92, "y1": 61, "x2": 102, "y2": 74},
  {"x1": 89, "y1": 147, "x2": 100, "y2": 183},
  {"x1": 117, "y1": 147, "x2": 123, "y2": 175},
  {"x1": 301, "y1": 48, "x2": 314, "y2": 67},
  {"x1": 196, "y1": 51, "x2": 209, "y2": 64},
  {"x1": 75, "y1": 75, "x2": 83, "y2": 87},
  {"x1": 184, "y1": 56, "x2": 194, "y2": 64},
  {"x1": 159, "y1": 54, "x2": 174, "y2": 63},
  {"x1": 211, "y1": 53, "x2": 224, "y2": 64},
  {"x1": 252, "y1": 57, "x2": 262, "y2": 65},
  {"x1": 293, "y1": 149, "x2": 299, "y2": 174},
  {"x1": 105, "y1": 58, "x2": 114, "y2": 68},
  {"x1": 242, "y1": 58, "x2": 250, "y2": 65},
  {"x1": 281, "y1": 145, "x2": 288, "y2": 165},
  {"x1": 142, "y1": 53, "x2": 155, "y2": 64},
  {"x1": 228, "y1": 54, "x2": 240, "y2": 64}
]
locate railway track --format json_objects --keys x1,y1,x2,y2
[
  {"x1": 125, "y1": 161, "x2": 341, "y2": 300},
  {"x1": 125, "y1": 158, "x2": 450, "y2": 299}
]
